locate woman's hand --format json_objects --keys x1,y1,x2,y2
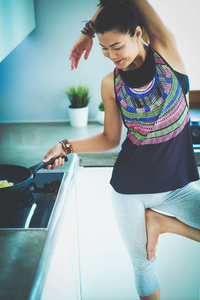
[
  {"x1": 69, "y1": 33, "x2": 93, "y2": 70},
  {"x1": 43, "y1": 143, "x2": 66, "y2": 170}
]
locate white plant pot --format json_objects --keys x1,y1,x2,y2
[
  {"x1": 97, "y1": 110, "x2": 105, "y2": 125},
  {"x1": 68, "y1": 106, "x2": 89, "y2": 127}
]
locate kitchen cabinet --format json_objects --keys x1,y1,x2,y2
[
  {"x1": 189, "y1": 90, "x2": 200, "y2": 108},
  {"x1": 76, "y1": 167, "x2": 138, "y2": 300},
  {"x1": 76, "y1": 167, "x2": 200, "y2": 300},
  {"x1": 41, "y1": 181, "x2": 81, "y2": 300},
  {"x1": 0, "y1": 0, "x2": 35, "y2": 62}
]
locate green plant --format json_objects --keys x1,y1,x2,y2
[
  {"x1": 98, "y1": 102, "x2": 104, "y2": 111},
  {"x1": 65, "y1": 85, "x2": 91, "y2": 108}
]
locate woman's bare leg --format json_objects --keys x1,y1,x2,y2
[
  {"x1": 145, "y1": 208, "x2": 200, "y2": 261},
  {"x1": 140, "y1": 288, "x2": 160, "y2": 300}
]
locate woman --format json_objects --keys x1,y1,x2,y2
[{"x1": 43, "y1": 0, "x2": 200, "y2": 298}]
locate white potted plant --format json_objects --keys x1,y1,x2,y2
[
  {"x1": 97, "y1": 102, "x2": 105, "y2": 125},
  {"x1": 65, "y1": 85, "x2": 91, "y2": 127}
]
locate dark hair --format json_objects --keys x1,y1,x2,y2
[{"x1": 95, "y1": 0, "x2": 143, "y2": 37}]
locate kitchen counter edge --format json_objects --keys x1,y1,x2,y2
[
  {"x1": 77, "y1": 151, "x2": 200, "y2": 166},
  {"x1": 29, "y1": 154, "x2": 79, "y2": 300}
]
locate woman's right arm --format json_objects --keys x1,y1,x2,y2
[
  {"x1": 43, "y1": 72, "x2": 123, "y2": 169},
  {"x1": 128, "y1": 0, "x2": 173, "y2": 48},
  {"x1": 128, "y1": 0, "x2": 186, "y2": 73}
]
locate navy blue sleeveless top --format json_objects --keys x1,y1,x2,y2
[{"x1": 110, "y1": 46, "x2": 199, "y2": 194}]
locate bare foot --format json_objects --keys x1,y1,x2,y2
[
  {"x1": 145, "y1": 208, "x2": 200, "y2": 261},
  {"x1": 145, "y1": 209, "x2": 164, "y2": 261}
]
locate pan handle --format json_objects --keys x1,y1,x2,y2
[{"x1": 29, "y1": 155, "x2": 68, "y2": 177}]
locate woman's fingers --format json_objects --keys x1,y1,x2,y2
[
  {"x1": 70, "y1": 48, "x2": 82, "y2": 70},
  {"x1": 69, "y1": 34, "x2": 93, "y2": 70},
  {"x1": 51, "y1": 158, "x2": 59, "y2": 170},
  {"x1": 70, "y1": 56, "x2": 79, "y2": 70},
  {"x1": 48, "y1": 157, "x2": 65, "y2": 170},
  {"x1": 43, "y1": 143, "x2": 66, "y2": 169},
  {"x1": 84, "y1": 48, "x2": 91, "y2": 60}
]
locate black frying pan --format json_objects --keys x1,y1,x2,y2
[{"x1": 0, "y1": 155, "x2": 68, "y2": 197}]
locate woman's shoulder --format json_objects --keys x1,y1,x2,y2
[
  {"x1": 150, "y1": 45, "x2": 189, "y2": 94},
  {"x1": 101, "y1": 72, "x2": 115, "y2": 99},
  {"x1": 102, "y1": 71, "x2": 114, "y2": 84},
  {"x1": 101, "y1": 72, "x2": 115, "y2": 91},
  {"x1": 150, "y1": 38, "x2": 187, "y2": 75}
]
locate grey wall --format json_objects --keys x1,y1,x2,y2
[
  {"x1": 0, "y1": 0, "x2": 113, "y2": 122},
  {"x1": 0, "y1": 0, "x2": 199, "y2": 122}
]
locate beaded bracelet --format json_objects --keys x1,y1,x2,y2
[
  {"x1": 59, "y1": 139, "x2": 73, "y2": 155},
  {"x1": 81, "y1": 20, "x2": 96, "y2": 38}
]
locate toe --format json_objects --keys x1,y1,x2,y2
[{"x1": 147, "y1": 245, "x2": 156, "y2": 261}]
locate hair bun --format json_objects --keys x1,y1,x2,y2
[{"x1": 98, "y1": 0, "x2": 121, "y2": 8}]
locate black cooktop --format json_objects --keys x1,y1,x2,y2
[{"x1": 0, "y1": 172, "x2": 64, "y2": 229}]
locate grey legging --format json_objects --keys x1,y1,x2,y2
[{"x1": 111, "y1": 181, "x2": 200, "y2": 297}]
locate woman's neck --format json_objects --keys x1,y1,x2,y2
[{"x1": 125, "y1": 41, "x2": 149, "y2": 71}]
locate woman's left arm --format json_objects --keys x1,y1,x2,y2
[{"x1": 69, "y1": 6, "x2": 103, "y2": 70}]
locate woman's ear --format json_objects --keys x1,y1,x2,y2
[
  {"x1": 135, "y1": 26, "x2": 142, "y2": 39},
  {"x1": 142, "y1": 27, "x2": 149, "y2": 44}
]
